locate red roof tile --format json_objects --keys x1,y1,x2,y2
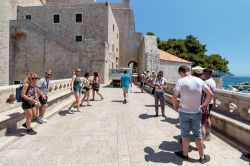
[{"x1": 158, "y1": 49, "x2": 192, "y2": 64}]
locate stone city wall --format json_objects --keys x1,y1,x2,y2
[
  {"x1": 159, "y1": 61, "x2": 192, "y2": 83},
  {"x1": 46, "y1": 0, "x2": 96, "y2": 6},
  {"x1": 0, "y1": 0, "x2": 45, "y2": 85},
  {"x1": 138, "y1": 35, "x2": 160, "y2": 73},
  {"x1": 10, "y1": 20, "x2": 109, "y2": 83}
]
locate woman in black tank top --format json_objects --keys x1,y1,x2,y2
[{"x1": 21, "y1": 73, "x2": 40, "y2": 135}]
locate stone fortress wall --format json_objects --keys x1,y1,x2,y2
[
  {"x1": 0, "y1": 0, "x2": 46, "y2": 86},
  {"x1": 10, "y1": 2, "x2": 119, "y2": 83},
  {"x1": 1, "y1": 0, "x2": 161, "y2": 85}
]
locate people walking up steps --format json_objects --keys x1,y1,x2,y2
[
  {"x1": 172, "y1": 65, "x2": 213, "y2": 164},
  {"x1": 80, "y1": 72, "x2": 92, "y2": 107},
  {"x1": 120, "y1": 70, "x2": 132, "y2": 104},
  {"x1": 68, "y1": 68, "x2": 83, "y2": 113}
]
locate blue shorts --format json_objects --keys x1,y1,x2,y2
[
  {"x1": 73, "y1": 86, "x2": 81, "y2": 93},
  {"x1": 122, "y1": 87, "x2": 129, "y2": 92},
  {"x1": 179, "y1": 111, "x2": 202, "y2": 139}
]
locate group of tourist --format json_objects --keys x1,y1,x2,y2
[
  {"x1": 20, "y1": 69, "x2": 104, "y2": 135},
  {"x1": 136, "y1": 66, "x2": 216, "y2": 164}
]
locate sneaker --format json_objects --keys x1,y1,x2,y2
[
  {"x1": 39, "y1": 118, "x2": 48, "y2": 123},
  {"x1": 175, "y1": 151, "x2": 189, "y2": 160},
  {"x1": 162, "y1": 114, "x2": 167, "y2": 118},
  {"x1": 26, "y1": 128, "x2": 37, "y2": 135},
  {"x1": 154, "y1": 114, "x2": 159, "y2": 117},
  {"x1": 80, "y1": 104, "x2": 84, "y2": 107},
  {"x1": 199, "y1": 154, "x2": 210, "y2": 164},
  {"x1": 124, "y1": 99, "x2": 127, "y2": 104},
  {"x1": 68, "y1": 110, "x2": 74, "y2": 114},
  {"x1": 206, "y1": 135, "x2": 211, "y2": 141},
  {"x1": 22, "y1": 123, "x2": 27, "y2": 128}
]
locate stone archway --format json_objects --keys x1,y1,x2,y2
[{"x1": 128, "y1": 61, "x2": 138, "y2": 74}]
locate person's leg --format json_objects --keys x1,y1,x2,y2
[
  {"x1": 96, "y1": 91, "x2": 104, "y2": 100},
  {"x1": 191, "y1": 112, "x2": 206, "y2": 159},
  {"x1": 159, "y1": 92, "x2": 166, "y2": 117},
  {"x1": 92, "y1": 90, "x2": 95, "y2": 100},
  {"x1": 206, "y1": 104, "x2": 213, "y2": 140},
  {"x1": 176, "y1": 112, "x2": 191, "y2": 158},
  {"x1": 39, "y1": 104, "x2": 48, "y2": 119},
  {"x1": 154, "y1": 93, "x2": 159, "y2": 116},
  {"x1": 80, "y1": 93, "x2": 86, "y2": 105},
  {"x1": 75, "y1": 93, "x2": 81, "y2": 112},
  {"x1": 86, "y1": 92, "x2": 90, "y2": 106},
  {"x1": 25, "y1": 109, "x2": 33, "y2": 129}
]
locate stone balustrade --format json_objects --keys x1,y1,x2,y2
[
  {"x1": 164, "y1": 83, "x2": 250, "y2": 122},
  {"x1": 140, "y1": 82, "x2": 250, "y2": 152},
  {"x1": 0, "y1": 78, "x2": 73, "y2": 113}
]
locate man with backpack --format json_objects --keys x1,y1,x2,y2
[{"x1": 37, "y1": 69, "x2": 52, "y2": 123}]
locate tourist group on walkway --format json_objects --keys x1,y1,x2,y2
[
  {"x1": 19, "y1": 65, "x2": 216, "y2": 164},
  {"x1": 138, "y1": 66, "x2": 216, "y2": 164},
  {"x1": 20, "y1": 69, "x2": 104, "y2": 135}
]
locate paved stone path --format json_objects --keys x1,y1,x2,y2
[{"x1": 0, "y1": 86, "x2": 249, "y2": 166}]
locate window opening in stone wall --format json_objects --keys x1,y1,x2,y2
[
  {"x1": 112, "y1": 44, "x2": 114, "y2": 52},
  {"x1": 75, "y1": 36, "x2": 82, "y2": 42},
  {"x1": 76, "y1": 14, "x2": 82, "y2": 23},
  {"x1": 113, "y1": 24, "x2": 115, "y2": 32},
  {"x1": 53, "y1": 14, "x2": 60, "y2": 23},
  {"x1": 117, "y1": 33, "x2": 119, "y2": 39},
  {"x1": 25, "y1": 15, "x2": 31, "y2": 20}
]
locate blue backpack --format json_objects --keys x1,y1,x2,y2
[{"x1": 16, "y1": 84, "x2": 24, "y2": 102}]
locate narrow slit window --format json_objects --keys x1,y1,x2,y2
[
  {"x1": 25, "y1": 15, "x2": 31, "y2": 20},
  {"x1": 76, "y1": 14, "x2": 82, "y2": 23},
  {"x1": 53, "y1": 14, "x2": 60, "y2": 23},
  {"x1": 75, "y1": 36, "x2": 82, "y2": 42}
]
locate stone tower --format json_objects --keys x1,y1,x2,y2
[{"x1": 123, "y1": 0, "x2": 130, "y2": 8}]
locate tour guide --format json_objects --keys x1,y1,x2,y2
[
  {"x1": 172, "y1": 65, "x2": 213, "y2": 164},
  {"x1": 120, "y1": 70, "x2": 132, "y2": 104}
]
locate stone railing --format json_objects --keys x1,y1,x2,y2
[
  {"x1": 0, "y1": 78, "x2": 74, "y2": 113},
  {"x1": 164, "y1": 83, "x2": 250, "y2": 122},
  {"x1": 140, "y1": 82, "x2": 250, "y2": 152}
]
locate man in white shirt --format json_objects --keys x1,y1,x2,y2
[
  {"x1": 202, "y1": 69, "x2": 216, "y2": 141},
  {"x1": 172, "y1": 65, "x2": 213, "y2": 164},
  {"x1": 37, "y1": 69, "x2": 52, "y2": 123}
]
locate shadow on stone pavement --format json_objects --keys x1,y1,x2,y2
[
  {"x1": 111, "y1": 100, "x2": 124, "y2": 103},
  {"x1": 144, "y1": 147, "x2": 190, "y2": 165},
  {"x1": 173, "y1": 135, "x2": 196, "y2": 143},
  {"x1": 144, "y1": 104, "x2": 156, "y2": 107},
  {"x1": 58, "y1": 110, "x2": 70, "y2": 116},
  {"x1": 138, "y1": 113, "x2": 156, "y2": 120},
  {"x1": 161, "y1": 117, "x2": 179, "y2": 124},
  {"x1": 241, "y1": 153, "x2": 250, "y2": 162},
  {"x1": 5, "y1": 128, "x2": 26, "y2": 137},
  {"x1": 159, "y1": 141, "x2": 197, "y2": 152}
]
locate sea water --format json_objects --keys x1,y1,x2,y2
[{"x1": 223, "y1": 76, "x2": 250, "y2": 89}]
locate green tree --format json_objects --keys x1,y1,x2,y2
[
  {"x1": 146, "y1": 32, "x2": 155, "y2": 36},
  {"x1": 157, "y1": 35, "x2": 229, "y2": 72}
]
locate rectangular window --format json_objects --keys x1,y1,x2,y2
[
  {"x1": 113, "y1": 24, "x2": 115, "y2": 32},
  {"x1": 112, "y1": 44, "x2": 114, "y2": 52},
  {"x1": 25, "y1": 15, "x2": 31, "y2": 20},
  {"x1": 53, "y1": 14, "x2": 60, "y2": 23},
  {"x1": 75, "y1": 36, "x2": 82, "y2": 42},
  {"x1": 76, "y1": 14, "x2": 82, "y2": 23}
]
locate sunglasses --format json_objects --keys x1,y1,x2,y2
[
  {"x1": 158, "y1": 75, "x2": 163, "y2": 77},
  {"x1": 32, "y1": 77, "x2": 38, "y2": 80},
  {"x1": 47, "y1": 73, "x2": 52, "y2": 76}
]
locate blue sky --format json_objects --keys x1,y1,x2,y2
[{"x1": 98, "y1": 0, "x2": 250, "y2": 76}]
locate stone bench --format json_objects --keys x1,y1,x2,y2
[{"x1": 0, "y1": 79, "x2": 77, "y2": 138}]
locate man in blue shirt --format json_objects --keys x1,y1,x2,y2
[{"x1": 120, "y1": 70, "x2": 132, "y2": 104}]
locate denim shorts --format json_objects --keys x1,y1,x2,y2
[
  {"x1": 122, "y1": 87, "x2": 129, "y2": 92},
  {"x1": 179, "y1": 111, "x2": 202, "y2": 139}
]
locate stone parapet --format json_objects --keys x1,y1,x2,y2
[{"x1": 138, "y1": 82, "x2": 250, "y2": 153}]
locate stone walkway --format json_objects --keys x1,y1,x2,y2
[{"x1": 0, "y1": 86, "x2": 249, "y2": 166}]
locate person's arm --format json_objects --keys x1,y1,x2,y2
[
  {"x1": 200, "y1": 85, "x2": 214, "y2": 110},
  {"x1": 70, "y1": 75, "x2": 76, "y2": 92},
  {"x1": 172, "y1": 81, "x2": 181, "y2": 112},
  {"x1": 36, "y1": 88, "x2": 46, "y2": 99},
  {"x1": 21, "y1": 84, "x2": 36, "y2": 104},
  {"x1": 34, "y1": 87, "x2": 41, "y2": 106}
]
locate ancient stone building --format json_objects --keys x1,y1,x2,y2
[{"x1": 0, "y1": 0, "x2": 182, "y2": 85}]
